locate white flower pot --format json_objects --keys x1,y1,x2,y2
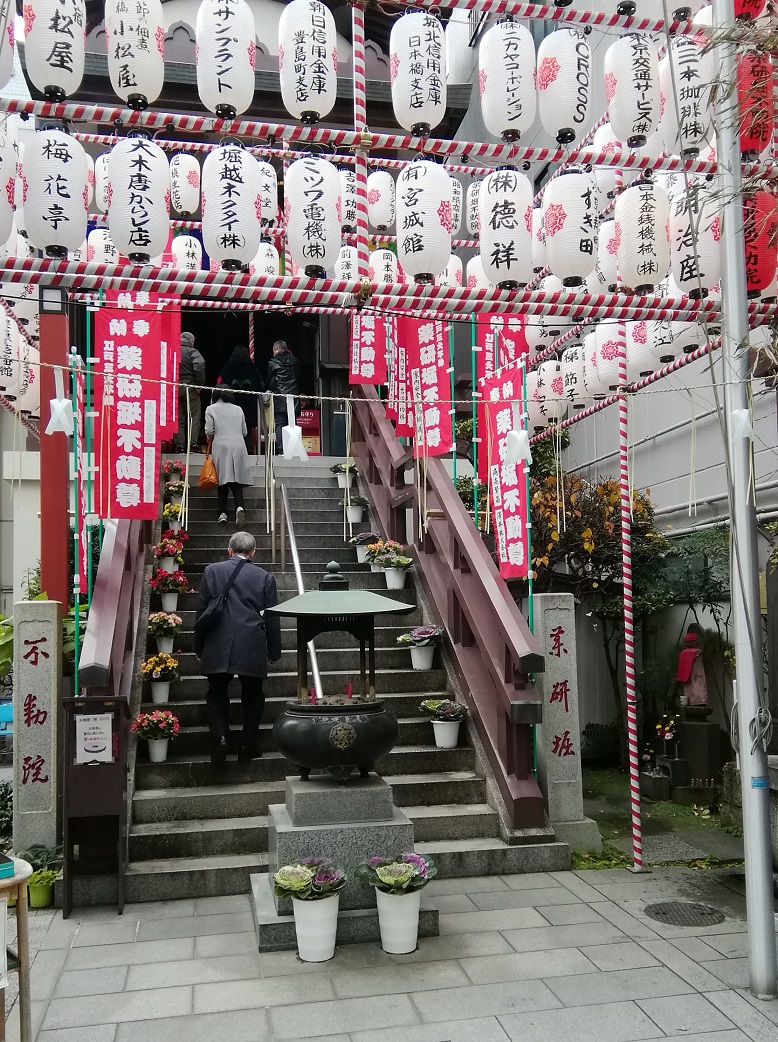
[
  {"x1": 356, "y1": 545, "x2": 370, "y2": 564},
  {"x1": 156, "y1": 635, "x2": 174, "y2": 654},
  {"x1": 160, "y1": 592, "x2": 179, "y2": 612},
  {"x1": 384, "y1": 568, "x2": 407, "y2": 590},
  {"x1": 410, "y1": 645, "x2": 435, "y2": 670},
  {"x1": 347, "y1": 505, "x2": 364, "y2": 523},
  {"x1": 370, "y1": 563, "x2": 383, "y2": 573},
  {"x1": 159, "y1": 556, "x2": 175, "y2": 572},
  {"x1": 169, "y1": 521, "x2": 181, "y2": 533},
  {"x1": 147, "y1": 738, "x2": 169, "y2": 763},
  {"x1": 169, "y1": 469, "x2": 181, "y2": 481},
  {"x1": 376, "y1": 888, "x2": 421, "y2": 954},
  {"x1": 432, "y1": 719, "x2": 460, "y2": 748},
  {"x1": 292, "y1": 894, "x2": 340, "y2": 962},
  {"x1": 170, "y1": 495, "x2": 183, "y2": 507},
  {"x1": 337, "y1": 473, "x2": 352, "y2": 489},
  {"x1": 150, "y1": 681, "x2": 171, "y2": 704}
]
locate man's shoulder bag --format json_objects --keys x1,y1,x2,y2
[{"x1": 193, "y1": 558, "x2": 248, "y2": 656}]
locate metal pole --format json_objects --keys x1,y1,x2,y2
[
  {"x1": 69, "y1": 350, "x2": 80, "y2": 696},
  {"x1": 449, "y1": 323, "x2": 457, "y2": 484},
  {"x1": 713, "y1": 0, "x2": 777, "y2": 998}
]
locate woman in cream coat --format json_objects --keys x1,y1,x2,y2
[{"x1": 205, "y1": 390, "x2": 252, "y2": 525}]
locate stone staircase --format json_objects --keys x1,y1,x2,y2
[{"x1": 125, "y1": 456, "x2": 568, "y2": 902}]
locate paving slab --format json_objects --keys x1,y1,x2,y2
[
  {"x1": 707, "y1": 991, "x2": 778, "y2": 1042},
  {"x1": 350, "y1": 1018, "x2": 512, "y2": 1042},
  {"x1": 579, "y1": 940, "x2": 660, "y2": 971},
  {"x1": 545, "y1": 966, "x2": 696, "y2": 1007},
  {"x1": 52, "y1": 966, "x2": 129, "y2": 999},
  {"x1": 331, "y1": 959, "x2": 471, "y2": 998},
  {"x1": 637, "y1": 992, "x2": 739, "y2": 1034},
  {"x1": 502, "y1": 921, "x2": 627, "y2": 953},
  {"x1": 497, "y1": 999, "x2": 664, "y2": 1042},
  {"x1": 269, "y1": 994, "x2": 420, "y2": 1039},
  {"x1": 672, "y1": 830, "x2": 745, "y2": 862},
  {"x1": 38, "y1": 1027, "x2": 118, "y2": 1042},
  {"x1": 701, "y1": 958, "x2": 750, "y2": 988},
  {"x1": 609, "y1": 834, "x2": 710, "y2": 862},
  {"x1": 469, "y1": 887, "x2": 580, "y2": 912},
  {"x1": 114, "y1": 1010, "x2": 272, "y2": 1042},
  {"x1": 411, "y1": 979, "x2": 561, "y2": 1022},
  {"x1": 535, "y1": 903, "x2": 605, "y2": 926},
  {"x1": 460, "y1": 946, "x2": 598, "y2": 985},
  {"x1": 41, "y1": 987, "x2": 194, "y2": 1031}
]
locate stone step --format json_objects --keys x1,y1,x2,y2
[
  {"x1": 146, "y1": 691, "x2": 439, "y2": 724},
  {"x1": 176, "y1": 585, "x2": 419, "y2": 610},
  {"x1": 129, "y1": 816, "x2": 267, "y2": 861},
  {"x1": 151, "y1": 716, "x2": 433, "y2": 757},
  {"x1": 178, "y1": 521, "x2": 371, "y2": 539},
  {"x1": 181, "y1": 550, "x2": 387, "y2": 570},
  {"x1": 389, "y1": 771, "x2": 488, "y2": 807},
  {"x1": 404, "y1": 804, "x2": 500, "y2": 842},
  {"x1": 414, "y1": 838, "x2": 571, "y2": 877},
  {"x1": 133, "y1": 745, "x2": 474, "y2": 790},
  {"x1": 133, "y1": 781, "x2": 285, "y2": 824},
  {"x1": 155, "y1": 623, "x2": 414, "y2": 654},
  {"x1": 180, "y1": 541, "x2": 360, "y2": 561},
  {"x1": 171, "y1": 645, "x2": 423, "y2": 676},
  {"x1": 180, "y1": 564, "x2": 401, "y2": 585},
  {"x1": 181, "y1": 530, "x2": 369, "y2": 549},
  {"x1": 169, "y1": 667, "x2": 448, "y2": 698},
  {"x1": 125, "y1": 852, "x2": 268, "y2": 902}
]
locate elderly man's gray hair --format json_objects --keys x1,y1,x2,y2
[{"x1": 229, "y1": 531, "x2": 256, "y2": 555}]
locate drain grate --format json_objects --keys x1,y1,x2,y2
[{"x1": 644, "y1": 901, "x2": 725, "y2": 927}]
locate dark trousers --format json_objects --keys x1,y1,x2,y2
[
  {"x1": 274, "y1": 421, "x2": 286, "y2": 454},
  {"x1": 217, "y1": 483, "x2": 244, "y2": 514},
  {"x1": 205, "y1": 673, "x2": 265, "y2": 749}
]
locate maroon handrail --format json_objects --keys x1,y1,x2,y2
[{"x1": 351, "y1": 387, "x2": 547, "y2": 829}]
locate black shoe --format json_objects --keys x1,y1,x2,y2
[
  {"x1": 211, "y1": 736, "x2": 228, "y2": 764},
  {"x1": 238, "y1": 745, "x2": 260, "y2": 762}
]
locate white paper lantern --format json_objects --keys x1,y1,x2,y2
[
  {"x1": 369, "y1": 247, "x2": 397, "y2": 283},
  {"x1": 16, "y1": 343, "x2": 39, "y2": 417},
  {"x1": 9, "y1": 285, "x2": 39, "y2": 344},
  {"x1": 23, "y1": 130, "x2": 88, "y2": 257},
  {"x1": 449, "y1": 178, "x2": 463, "y2": 236},
  {"x1": 466, "y1": 181, "x2": 480, "y2": 237},
  {"x1": 25, "y1": 0, "x2": 86, "y2": 100},
  {"x1": 0, "y1": 118, "x2": 16, "y2": 250},
  {"x1": 523, "y1": 370, "x2": 546, "y2": 431},
  {"x1": 605, "y1": 35, "x2": 660, "y2": 147},
  {"x1": 0, "y1": 13, "x2": 14, "y2": 92},
  {"x1": 339, "y1": 167, "x2": 358, "y2": 232},
  {"x1": 249, "y1": 239, "x2": 279, "y2": 276},
  {"x1": 367, "y1": 170, "x2": 394, "y2": 231},
  {"x1": 523, "y1": 313, "x2": 556, "y2": 353},
  {"x1": 466, "y1": 255, "x2": 491, "y2": 289},
  {"x1": 542, "y1": 170, "x2": 598, "y2": 287},
  {"x1": 439, "y1": 254, "x2": 462, "y2": 287},
  {"x1": 107, "y1": 137, "x2": 170, "y2": 263},
  {"x1": 202, "y1": 144, "x2": 261, "y2": 270},
  {"x1": 279, "y1": 0, "x2": 336, "y2": 124},
  {"x1": 479, "y1": 167, "x2": 532, "y2": 288},
  {"x1": 0, "y1": 314, "x2": 19, "y2": 397},
  {"x1": 255, "y1": 161, "x2": 278, "y2": 228},
  {"x1": 170, "y1": 153, "x2": 200, "y2": 217},
  {"x1": 562, "y1": 344, "x2": 588, "y2": 409},
  {"x1": 583, "y1": 330, "x2": 607, "y2": 397},
  {"x1": 537, "y1": 29, "x2": 592, "y2": 145},
  {"x1": 595, "y1": 322, "x2": 626, "y2": 389},
  {"x1": 592, "y1": 218, "x2": 618, "y2": 293},
  {"x1": 592, "y1": 122, "x2": 621, "y2": 205},
  {"x1": 87, "y1": 227, "x2": 118, "y2": 264},
  {"x1": 390, "y1": 11, "x2": 446, "y2": 135},
  {"x1": 669, "y1": 181, "x2": 721, "y2": 296},
  {"x1": 659, "y1": 36, "x2": 713, "y2": 157},
  {"x1": 171, "y1": 234, "x2": 202, "y2": 271},
  {"x1": 94, "y1": 154, "x2": 110, "y2": 213},
  {"x1": 396, "y1": 160, "x2": 451, "y2": 283},
  {"x1": 105, "y1": 0, "x2": 164, "y2": 109},
  {"x1": 285, "y1": 156, "x2": 341, "y2": 276},
  {"x1": 531, "y1": 207, "x2": 546, "y2": 273},
  {"x1": 625, "y1": 320, "x2": 656, "y2": 379},
  {"x1": 537, "y1": 360, "x2": 567, "y2": 425},
  {"x1": 196, "y1": 0, "x2": 256, "y2": 119},
  {"x1": 615, "y1": 179, "x2": 670, "y2": 292},
  {"x1": 332, "y1": 245, "x2": 356, "y2": 280},
  {"x1": 479, "y1": 19, "x2": 535, "y2": 142}
]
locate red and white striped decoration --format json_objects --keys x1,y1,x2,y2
[
  {"x1": 105, "y1": 0, "x2": 164, "y2": 109},
  {"x1": 604, "y1": 35, "x2": 660, "y2": 148},
  {"x1": 479, "y1": 167, "x2": 532, "y2": 288},
  {"x1": 537, "y1": 29, "x2": 592, "y2": 145},
  {"x1": 480, "y1": 18, "x2": 536, "y2": 142},
  {"x1": 352, "y1": 3, "x2": 367, "y2": 131}
]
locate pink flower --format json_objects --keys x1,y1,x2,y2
[
  {"x1": 544, "y1": 204, "x2": 567, "y2": 238},
  {"x1": 278, "y1": 44, "x2": 284, "y2": 71},
  {"x1": 632, "y1": 321, "x2": 647, "y2": 344},
  {"x1": 608, "y1": 223, "x2": 621, "y2": 256},
  {"x1": 537, "y1": 56, "x2": 560, "y2": 92},
  {"x1": 186, "y1": 169, "x2": 199, "y2": 189},
  {"x1": 367, "y1": 188, "x2": 380, "y2": 205},
  {"x1": 551, "y1": 375, "x2": 563, "y2": 396},
  {"x1": 600, "y1": 339, "x2": 619, "y2": 361},
  {"x1": 525, "y1": 206, "x2": 533, "y2": 234}
]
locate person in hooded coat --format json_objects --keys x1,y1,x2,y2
[
  {"x1": 218, "y1": 344, "x2": 265, "y2": 451},
  {"x1": 265, "y1": 340, "x2": 300, "y2": 452}
]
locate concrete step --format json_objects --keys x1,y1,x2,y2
[
  {"x1": 133, "y1": 781, "x2": 285, "y2": 824},
  {"x1": 181, "y1": 550, "x2": 387, "y2": 570},
  {"x1": 181, "y1": 529, "x2": 369, "y2": 548},
  {"x1": 180, "y1": 541, "x2": 361, "y2": 560},
  {"x1": 172, "y1": 645, "x2": 423, "y2": 676},
  {"x1": 178, "y1": 521, "x2": 371, "y2": 539},
  {"x1": 129, "y1": 816, "x2": 267, "y2": 861},
  {"x1": 125, "y1": 852, "x2": 268, "y2": 902},
  {"x1": 133, "y1": 745, "x2": 475, "y2": 790},
  {"x1": 404, "y1": 804, "x2": 500, "y2": 842},
  {"x1": 153, "y1": 693, "x2": 446, "y2": 726},
  {"x1": 180, "y1": 563, "x2": 400, "y2": 583},
  {"x1": 157, "y1": 622, "x2": 414, "y2": 654},
  {"x1": 176, "y1": 585, "x2": 419, "y2": 611},
  {"x1": 389, "y1": 771, "x2": 488, "y2": 807},
  {"x1": 415, "y1": 838, "x2": 571, "y2": 877},
  {"x1": 169, "y1": 667, "x2": 448, "y2": 698}
]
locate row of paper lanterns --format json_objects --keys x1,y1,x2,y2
[{"x1": 18, "y1": 0, "x2": 766, "y2": 156}]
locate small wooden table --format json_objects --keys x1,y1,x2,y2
[{"x1": 0, "y1": 859, "x2": 33, "y2": 1042}]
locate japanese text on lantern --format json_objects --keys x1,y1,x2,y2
[
  {"x1": 44, "y1": 0, "x2": 83, "y2": 78},
  {"x1": 300, "y1": 160, "x2": 327, "y2": 263},
  {"x1": 295, "y1": 1, "x2": 330, "y2": 106},
  {"x1": 406, "y1": 17, "x2": 443, "y2": 112},
  {"x1": 41, "y1": 136, "x2": 77, "y2": 232},
  {"x1": 214, "y1": 0, "x2": 238, "y2": 96}
]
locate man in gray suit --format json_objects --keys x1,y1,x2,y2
[{"x1": 196, "y1": 531, "x2": 282, "y2": 763}]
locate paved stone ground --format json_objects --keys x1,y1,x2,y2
[{"x1": 5, "y1": 866, "x2": 778, "y2": 1042}]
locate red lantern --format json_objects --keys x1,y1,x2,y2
[
  {"x1": 738, "y1": 50, "x2": 773, "y2": 158},
  {"x1": 735, "y1": 0, "x2": 766, "y2": 18},
  {"x1": 743, "y1": 190, "x2": 778, "y2": 297}
]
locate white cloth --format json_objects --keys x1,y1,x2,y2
[{"x1": 204, "y1": 399, "x2": 251, "y2": 485}]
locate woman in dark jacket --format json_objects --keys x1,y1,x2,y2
[
  {"x1": 218, "y1": 344, "x2": 265, "y2": 451},
  {"x1": 266, "y1": 340, "x2": 300, "y2": 452}
]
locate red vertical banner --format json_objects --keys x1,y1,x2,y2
[
  {"x1": 74, "y1": 362, "x2": 88, "y2": 595},
  {"x1": 386, "y1": 322, "x2": 398, "y2": 420},
  {"x1": 350, "y1": 314, "x2": 389, "y2": 385},
  {"x1": 93, "y1": 293, "x2": 164, "y2": 519},
  {"x1": 483, "y1": 362, "x2": 530, "y2": 579},
  {"x1": 476, "y1": 317, "x2": 528, "y2": 482},
  {"x1": 394, "y1": 315, "x2": 417, "y2": 438},
  {"x1": 408, "y1": 319, "x2": 453, "y2": 457}
]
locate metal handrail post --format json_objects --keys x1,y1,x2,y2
[{"x1": 279, "y1": 483, "x2": 324, "y2": 702}]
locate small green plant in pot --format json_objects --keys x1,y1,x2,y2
[
  {"x1": 420, "y1": 698, "x2": 469, "y2": 748},
  {"x1": 349, "y1": 532, "x2": 379, "y2": 563},
  {"x1": 397, "y1": 625, "x2": 444, "y2": 671},
  {"x1": 273, "y1": 857, "x2": 347, "y2": 962},
  {"x1": 344, "y1": 494, "x2": 368, "y2": 524},
  {"x1": 330, "y1": 461, "x2": 357, "y2": 488},
  {"x1": 378, "y1": 554, "x2": 413, "y2": 590},
  {"x1": 356, "y1": 853, "x2": 437, "y2": 953},
  {"x1": 17, "y1": 844, "x2": 63, "y2": 908}
]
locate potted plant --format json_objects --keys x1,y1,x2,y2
[
  {"x1": 131, "y1": 709, "x2": 180, "y2": 763},
  {"x1": 273, "y1": 857, "x2": 346, "y2": 962},
  {"x1": 162, "y1": 527, "x2": 188, "y2": 545},
  {"x1": 397, "y1": 625, "x2": 444, "y2": 670},
  {"x1": 420, "y1": 698, "x2": 469, "y2": 748},
  {"x1": 378, "y1": 554, "x2": 413, "y2": 590},
  {"x1": 355, "y1": 852, "x2": 436, "y2": 954},
  {"x1": 365, "y1": 540, "x2": 404, "y2": 572},
  {"x1": 163, "y1": 458, "x2": 186, "y2": 481},
  {"x1": 164, "y1": 480, "x2": 186, "y2": 506},
  {"x1": 16, "y1": 844, "x2": 62, "y2": 908},
  {"x1": 349, "y1": 532, "x2": 379, "y2": 564},
  {"x1": 141, "y1": 652, "x2": 179, "y2": 704},
  {"x1": 147, "y1": 611, "x2": 182, "y2": 654},
  {"x1": 163, "y1": 502, "x2": 183, "y2": 532},
  {"x1": 153, "y1": 536, "x2": 184, "y2": 574},
  {"x1": 330, "y1": 461, "x2": 357, "y2": 489},
  {"x1": 149, "y1": 569, "x2": 190, "y2": 612},
  {"x1": 344, "y1": 495, "x2": 368, "y2": 524}
]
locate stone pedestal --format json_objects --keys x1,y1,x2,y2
[
  {"x1": 656, "y1": 755, "x2": 690, "y2": 788},
  {"x1": 252, "y1": 773, "x2": 439, "y2": 951},
  {"x1": 680, "y1": 720, "x2": 721, "y2": 783},
  {"x1": 534, "y1": 594, "x2": 602, "y2": 854}
]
